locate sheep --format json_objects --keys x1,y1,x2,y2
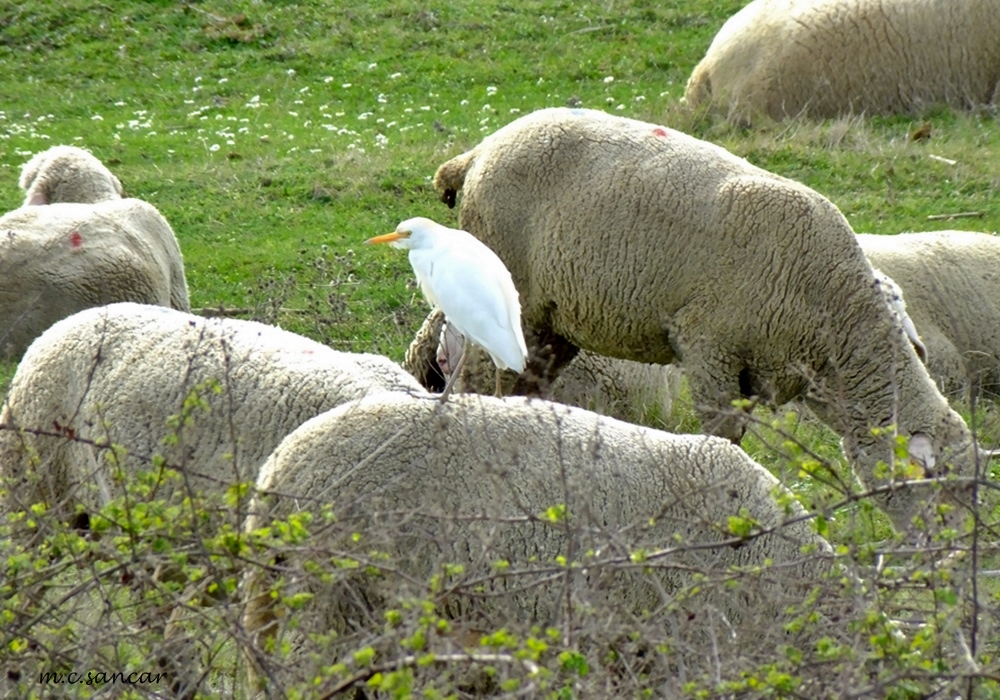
[
  {"x1": 431, "y1": 107, "x2": 982, "y2": 534},
  {"x1": 243, "y1": 391, "x2": 855, "y2": 696},
  {"x1": 0, "y1": 147, "x2": 189, "y2": 359},
  {"x1": 0, "y1": 302, "x2": 426, "y2": 698},
  {"x1": 19, "y1": 145, "x2": 124, "y2": 205},
  {"x1": 684, "y1": 0, "x2": 1000, "y2": 123},
  {"x1": 859, "y1": 231, "x2": 1000, "y2": 400},
  {"x1": 0, "y1": 200, "x2": 191, "y2": 359},
  {"x1": 404, "y1": 308, "x2": 681, "y2": 424},
  {"x1": 0, "y1": 302, "x2": 424, "y2": 528}
]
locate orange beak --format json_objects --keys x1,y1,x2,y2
[{"x1": 366, "y1": 231, "x2": 405, "y2": 244}]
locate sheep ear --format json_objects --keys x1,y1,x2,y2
[
  {"x1": 24, "y1": 188, "x2": 48, "y2": 206},
  {"x1": 908, "y1": 433, "x2": 936, "y2": 475}
]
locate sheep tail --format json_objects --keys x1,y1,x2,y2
[{"x1": 433, "y1": 150, "x2": 476, "y2": 209}]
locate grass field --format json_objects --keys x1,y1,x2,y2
[{"x1": 2, "y1": 1, "x2": 1000, "y2": 697}]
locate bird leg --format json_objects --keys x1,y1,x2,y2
[{"x1": 438, "y1": 335, "x2": 469, "y2": 403}]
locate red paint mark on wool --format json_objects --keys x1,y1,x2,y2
[
  {"x1": 651, "y1": 127, "x2": 669, "y2": 138},
  {"x1": 69, "y1": 231, "x2": 83, "y2": 248}
]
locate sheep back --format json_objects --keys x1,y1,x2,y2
[
  {"x1": 685, "y1": 0, "x2": 1000, "y2": 123},
  {"x1": 245, "y1": 392, "x2": 846, "y2": 690},
  {"x1": 0, "y1": 199, "x2": 190, "y2": 359},
  {"x1": 436, "y1": 108, "x2": 862, "y2": 373},
  {"x1": 0, "y1": 302, "x2": 423, "y2": 521},
  {"x1": 860, "y1": 231, "x2": 1000, "y2": 399}
]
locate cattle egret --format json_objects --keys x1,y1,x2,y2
[{"x1": 367, "y1": 217, "x2": 528, "y2": 401}]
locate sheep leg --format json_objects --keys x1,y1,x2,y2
[
  {"x1": 680, "y1": 345, "x2": 749, "y2": 443},
  {"x1": 512, "y1": 326, "x2": 578, "y2": 396},
  {"x1": 402, "y1": 310, "x2": 448, "y2": 392},
  {"x1": 689, "y1": 388, "x2": 747, "y2": 443},
  {"x1": 438, "y1": 335, "x2": 469, "y2": 403}
]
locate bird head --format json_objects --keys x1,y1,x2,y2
[{"x1": 366, "y1": 217, "x2": 438, "y2": 250}]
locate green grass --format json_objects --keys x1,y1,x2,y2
[{"x1": 0, "y1": 1, "x2": 726, "y2": 354}]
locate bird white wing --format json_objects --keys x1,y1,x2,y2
[{"x1": 412, "y1": 240, "x2": 527, "y2": 372}]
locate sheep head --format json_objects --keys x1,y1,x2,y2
[{"x1": 19, "y1": 145, "x2": 124, "y2": 205}]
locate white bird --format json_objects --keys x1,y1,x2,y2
[{"x1": 367, "y1": 216, "x2": 528, "y2": 401}]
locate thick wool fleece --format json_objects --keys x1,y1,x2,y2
[
  {"x1": 0, "y1": 303, "x2": 423, "y2": 520},
  {"x1": 244, "y1": 392, "x2": 850, "y2": 692},
  {"x1": 685, "y1": 0, "x2": 1000, "y2": 123},
  {"x1": 860, "y1": 231, "x2": 1000, "y2": 400},
  {"x1": 432, "y1": 107, "x2": 978, "y2": 532},
  {"x1": 0, "y1": 199, "x2": 190, "y2": 359}
]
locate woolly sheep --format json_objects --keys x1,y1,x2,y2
[
  {"x1": 860, "y1": 231, "x2": 1000, "y2": 399},
  {"x1": 243, "y1": 392, "x2": 853, "y2": 694},
  {"x1": 405, "y1": 308, "x2": 681, "y2": 424},
  {"x1": 19, "y1": 145, "x2": 124, "y2": 205},
  {"x1": 0, "y1": 302, "x2": 424, "y2": 525},
  {"x1": 432, "y1": 107, "x2": 981, "y2": 533},
  {"x1": 0, "y1": 147, "x2": 189, "y2": 359},
  {"x1": 0, "y1": 201, "x2": 191, "y2": 359},
  {"x1": 684, "y1": 0, "x2": 1000, "y2": 123}
]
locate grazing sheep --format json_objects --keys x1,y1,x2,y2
[
  {"x1": 0, "y1": 302, "x2": 425, "y2": 699},
  {"x1": 0, "y1": 302, "x2": 424, "y2": 525},
  {"x1": 684, "y1": 0, "x2": 1000, "y2": 123},
  {"x1": 244, "y1": 392, "x2": 853, "y2": 695},
  {"x1": 0, "y1": 200, "x2": 191, "y2": 359},
  {"x1": 19, "y1": 145, "x2": 124, "y2": 205},
  {"x1": 0, "y1": 147, "x2": 189, "y2": 359},
  {"x1": 860, "y1": 231, "x2": 1000, "y2": 399},
  {"x1": 405, "y1": 309, "x2": 681, "y2": 424},
  {"x1": 432, "y1": 107, "x2": 981, "y2": 533}
]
